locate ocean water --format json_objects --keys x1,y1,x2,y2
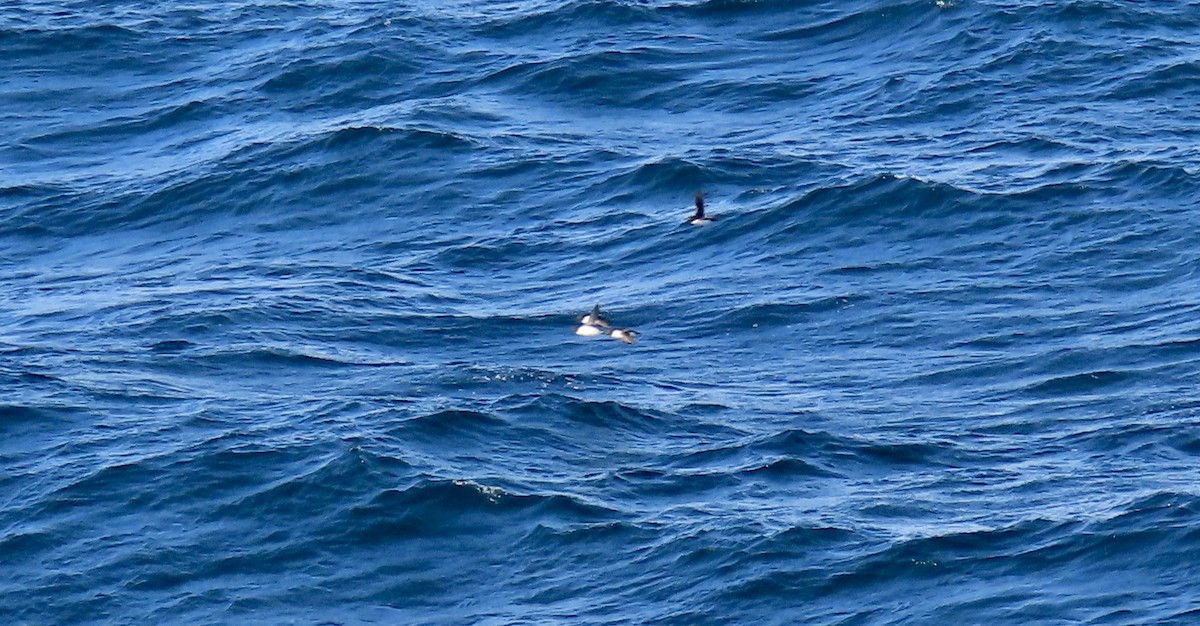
[{"x1": 4, "y1": 0, "x2": 1200, "y2": 623}]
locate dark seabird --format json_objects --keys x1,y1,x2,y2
[
  {"x1": 688, "y1": 191, "x2": 715, "y2": 225},
  {"x1": 580, "y1": 304, "x2": 609, "y2": 328}
]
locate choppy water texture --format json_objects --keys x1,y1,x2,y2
[{"x1": 4, "y1": 1, "x2": 1200, "y2": 623}]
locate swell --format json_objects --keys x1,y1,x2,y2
[
  {"x1": 482, "y1": 46, "x2": 697, "y2": 109},
  {"x1": 257, "y1": 45, "x2": 426, "y2": 113},
  {"x1": 474, "y1": 1, "x2": 659, "y2": 40},
  {"x1": 505, "y1": 393, "x2": 675, "y2": 438},
  {"x1": 662, "y1": 493, "x2": 1200, "y2": 622},
  {"x1": 1, "y1": 440, "x2": 617, "y2": 621},
  {"x1": 2, "y1": 22, "x2": 144, "y2": 66},
  {"x1": 749, "y1": 0, "x2": 934, "y2": 44},
  {"x1": 421, "y1": 172, "x2": 1002, "y2": 284},
  {"x1": 1, "y1": 123, "x2": 477, "y2": 237},
  {"x1": 341, "y1": 478, "x2": 616, "y2": 545}
]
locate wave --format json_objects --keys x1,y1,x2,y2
[
  {"x1": 1092, "y1": 160, "x2": 1199, "y2": 197},
  {"x1": 659, "y1": 426, "x2": 959, "y2": 488},
  {"x1": 707, "y1": 493, "x2": 1200, "y2": 620},
  {"x1": 258, "y1": 48, "x2": 425, "y2": 111},
  {"x1": 2, "y1": 22, "x2": 142, "y2": 58},
  {"x1": 391, "y1": 408, "x2": 510, "y2": 441},
  {"x1": 214, "y1": 446, "x2": 415, "y2": 520},
  {"x1": 749, "y1": 0, "x2": 933, "y2": 43},
  {"x1": 509, "y1": 393, "x2": 672, "y2": 434},
  {"x1": 1, "y1": 120, "x2": 479, "y2": 237},
  {"x1": 710, "y1": 297, "x2": 852, "y2": 329},
  {"x1": 341, "y1": 478, "x2": 617, "y2": 545},
  {"x1": 482, "y1": 48, "x2": 690, "y2": 109}
]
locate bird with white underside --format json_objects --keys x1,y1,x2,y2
[{"x1": 575, "y1": 304, "x2": 637, "y2": 344}]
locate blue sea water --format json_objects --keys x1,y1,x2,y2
[{"x1": 4, "y1": 0, "x2": 1200, "y2": 623}]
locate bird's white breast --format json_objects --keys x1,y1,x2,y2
[{"x1": 575, "y1": 324, "x2": 604, "y2": 336}]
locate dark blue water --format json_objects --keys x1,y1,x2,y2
[{"x1": 4, "y1": 1, "x2": 1200, "y2": 623}]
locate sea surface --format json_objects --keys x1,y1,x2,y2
[{"x1": 4, "y1": 1, "x2": 1200, "y2": 624}]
